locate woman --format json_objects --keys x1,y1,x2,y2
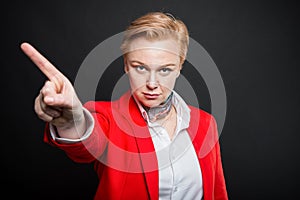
[{"x1": 21, "y1": 12, "x2": 228, "y2": 200}]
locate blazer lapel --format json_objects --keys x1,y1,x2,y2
[{"x1": 118, "y1": 91, "x2": 159, "y2": 200}]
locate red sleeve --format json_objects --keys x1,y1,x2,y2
[
  {"x1": 211, "y1": 117, "x2": 228, "y2": 200},
  {"x1": 43, "y1": 101, "x2": 110, "y2": 163}
]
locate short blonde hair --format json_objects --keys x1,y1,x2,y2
[{"x1": 120, "y1": 12, "x2": 189, "y2": 64}]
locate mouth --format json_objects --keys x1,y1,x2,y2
[{"x1": 142, "y1": 92, "x2": 160, "y2": 100}]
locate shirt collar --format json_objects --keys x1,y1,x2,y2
[{"x1": 133, "y1": 90, "x2": 191, "y2": 129}]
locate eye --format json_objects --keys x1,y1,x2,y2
[
  {"x1": 136, "y1": 65, "x2": 146, "y2": 72},
  {"x1": 159, "y1": 67, "x2": 172, "y2": 75}
]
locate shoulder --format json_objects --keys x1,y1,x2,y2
[
  {"x1": 173, "y1": 90, "x2": 215, "y2": 123},
  {"x1": 83, "y1": 90, "x2": 132, "y2": 116},
  {"x1": 188, "y1": 105, "x2": 220, "y2": 158},
  {"x1": 188, "y1": 105, "x2": 216, "y2": 124},
  {"x1": 84, "y1": 100, "x2": 112, "y2": 111},
  {"x1": 187, "y1": 105, "x2": 218, "y2": 141}
]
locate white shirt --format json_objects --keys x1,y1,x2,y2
[
  {"x1": 50, "y1": 91, "x2": 203, "y2": 199},
  {"x1": 136, "y1": 91, "x2": 203, "y2": 200}
]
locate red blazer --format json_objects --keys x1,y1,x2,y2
[{"x1": 44, "y1": 91, "x2": 228, "y2": 200}]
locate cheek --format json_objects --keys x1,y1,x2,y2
[
  {"x1": 127, "y1": 73, "x2": 144, "y2": 90},
  {"x1": 159, "y1": 77, "x2": 177, "y2": 91}
]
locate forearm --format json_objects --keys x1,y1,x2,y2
[
  {"x1": 56, "y1": 117, "x2": 86, "y2": 139},
  {"x1": 45, "y1": 108, "x2": 102, "y2": 163}
]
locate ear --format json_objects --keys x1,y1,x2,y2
[
  {"x1": 176, "y1": 64, "x2": 182, "y2": 78},
  {"x1": 123, "y1": 56, "x2": 129, "y2": 73}
]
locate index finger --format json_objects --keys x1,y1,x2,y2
[{"x1": 20, "y1": 42, "x2": 65, "y2": 84}]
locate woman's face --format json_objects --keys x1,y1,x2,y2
[{"x1": 124, "y1": 38, "x2": 182, "y2": 108}]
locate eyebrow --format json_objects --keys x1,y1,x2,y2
[{"x1": 129, "y1": 60, "x2": 177, "y2": 68}]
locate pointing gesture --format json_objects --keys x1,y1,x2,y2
[
  {"x1": 21, "y1": 42, "x2": 65, "y2": 93},
  {"x1": 21, "y1": 42, "x2": 86, "y2": 139}
]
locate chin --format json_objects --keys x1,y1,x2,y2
[
  {"x1": 141, "y1": 101, "x2": 160, "y2": 108},
  {"x1": 138, "y1": 97, "x2": 163, "y2": 108}
]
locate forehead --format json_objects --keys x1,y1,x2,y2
[{"x1": 126, "y1": 38, "x2": 180, "y2": 65}]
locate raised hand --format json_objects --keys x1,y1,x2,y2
[{"x1": 21, "y1": 42, "x2": 85, "y2": 138}]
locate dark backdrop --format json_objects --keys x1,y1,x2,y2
[{"x1": 2, "y1": 0, "x2": 299, "y2": 199}]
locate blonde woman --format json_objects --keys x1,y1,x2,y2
[{"x1": 21, "y1": 12, "x2": 228, "y2": 200}]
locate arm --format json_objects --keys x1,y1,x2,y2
[
  {"x1": 43, "y1": 107, "x2": 109, "y2": 163},
  {"x1": 21, "y1": 42, "x2": 109, "y2": 162},
  {"x1": 49, "y1": 107, "x2": 94, "y2": 143},
  {"x1": 21, "y1": 42, "x2": 86, "y2": 139}
]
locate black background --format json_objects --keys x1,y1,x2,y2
[{"x1": 2, "y1": 0, "x2": 299, "y2": 199}]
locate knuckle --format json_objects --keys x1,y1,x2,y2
[
  {"x1": 45, "y1": 80, "x2": 54, "y2": 88},
  {"x1": 36, "y1": 109, "x2": 45, "y2": 117},
  {"x1": 39, "y1": 111, "x2": 53, "y2": 122},
  {"x1": 42, "y1": 116, "x2": 53, "y2": 122},
  {"x1": 40, "y1": 86, "x2": 47, "y2": 95},
  {"x1": 40, "y1": 101, "x2": 48, "y2": 111},
  {"x1": 56, "y1": 95, "x2": 65, "y2": 105},
  {"x1": 45, "y1": 80, "x2": 51, "y2": 85},
  {"x1": 34, "y1": 102, "x2": 39, "y2": 112},
  {"x1": 34, "y1": 95, "x2": 40, "y2": 104}
]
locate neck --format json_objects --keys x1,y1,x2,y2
[{"x1": 144, "y1": 92, "x2": 173, "y2": 122}]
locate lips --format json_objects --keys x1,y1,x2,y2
[{"x1": 142, "y1": 92, "x2": 160, "y2": 100}]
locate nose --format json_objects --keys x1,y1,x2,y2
[
  {"x1": 146, "y1": 71, "x2": 158, "y2": 90},
  {"x1": 146, "y1": 81, "x2": 158, "y2": 90}
]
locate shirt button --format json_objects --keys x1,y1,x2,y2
[{"x1": 174, "y1": 186, "x2": 178, "y2": 192}]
